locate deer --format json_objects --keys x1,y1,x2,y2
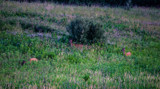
[
  {"x1": 69, "y1": 40, "x2": 91, "y2": 49},
  {"x1": 20, "y1": 58, "x2": 38, "y2": 66},
  {"x1": 29, "y1": 58, "x2": 38, "y2": 63},
  {"x1": 122, "y1": 48, "x2": 131, "y2": 56}
]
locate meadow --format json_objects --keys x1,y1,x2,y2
[{"x1": 0, "y1": 1, "x2": 160, "y2": 89}]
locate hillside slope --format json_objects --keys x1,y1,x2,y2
[{"x1": 0, "y1": 1, "x2": 160, "y2": 89}]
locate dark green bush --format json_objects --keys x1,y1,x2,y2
[
  {"x1": 66, "y1": 18, "x2": 105, "y2": 44},
  {"x1": 86, "y1": 21, "x2": 105, "y2": 43}
]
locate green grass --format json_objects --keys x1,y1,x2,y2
[{"x1": 0, "y1": 1, "x2": 160, "y2": 89}]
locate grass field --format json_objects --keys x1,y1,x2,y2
[{"x1": 0, "y1": 1, "x2": 160, "y2": 89}]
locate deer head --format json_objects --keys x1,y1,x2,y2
[
  {"x1": 21, "y1": 60, "x2": 26, "y2": 66},
  {"x1": 122, "y1": 48, "x2": 125, "y2": 55},
  {"x1": 69, "y1": 39, "x2": 73, "y2": 46}
]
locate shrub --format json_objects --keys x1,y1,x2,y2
[
  {"x1": 86, "y1": 20, "x2": 105, "y2": 43},
  {"x1": 66, "y1": 17, "x2": 105, "y2": 44}
]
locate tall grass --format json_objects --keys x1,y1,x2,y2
[{"x1": 0, "y1": 1, "x2": 160, "y2": 88}]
